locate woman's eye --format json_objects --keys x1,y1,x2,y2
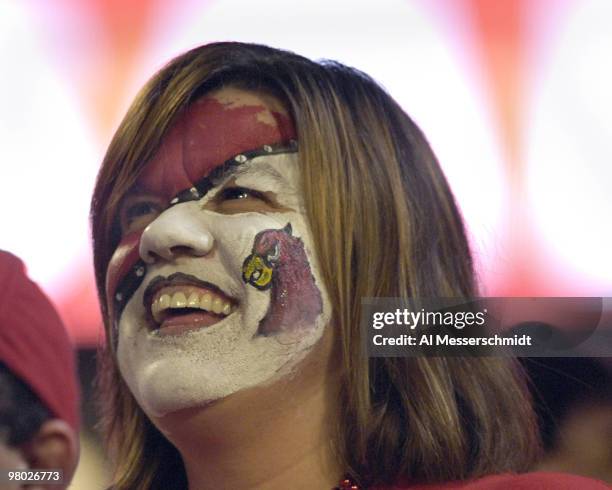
[
  {"x1": 119, "y1": 198, "x2": 163, "y2": 235},
  {"x1": 125, "y1": 202, "x2": 158, "y2": 221},
  {"x1": 218, "y1": 186, "x2": 265, "y2": 202},
  {"x1": 212, "y1": 186, "x2": 273, "y2": 214}
]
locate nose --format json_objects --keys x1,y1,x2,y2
[{"x1": 139, "y1": 203, "x2": 214, "y2": 264}]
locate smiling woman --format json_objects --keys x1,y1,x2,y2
[{"x1": 90, "y1": 43, "x2": 608, "y2": 490}]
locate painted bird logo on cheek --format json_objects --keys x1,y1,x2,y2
[
  {"x1": 242, "y1": 223, "x2": 323, "y2": 334},
  {"x1": 242, "y1": 241, "x2": 279, "y2": 290}
]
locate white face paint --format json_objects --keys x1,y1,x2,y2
[{"x1": 116, "y1": 153, "x2": 331, "y2": 417}]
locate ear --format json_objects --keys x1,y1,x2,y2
[
  {"x1": 282, "y1": 222, "x2": 292, "y2": 235},
  {"x1": 19, "y1": 419, "x2": 79, "y2": 490}
]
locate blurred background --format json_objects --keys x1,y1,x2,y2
[{"x1": 0, "y1": 0, "x2": 611, "y2": 487}]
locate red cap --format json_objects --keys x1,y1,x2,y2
[{"x1": 0, "y1": 251, "x2": 80, "y2": 431}]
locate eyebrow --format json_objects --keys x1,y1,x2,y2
[{"x1": 225, "y1": 159, "x2": 290, "y2": 188}]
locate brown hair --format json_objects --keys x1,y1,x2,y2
[{"x1": 91, "y1": 42, "x2": 540, "y2": 489}]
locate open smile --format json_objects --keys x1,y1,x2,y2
[{"x1": 143, "y1": 272, "x2": 237, "y2": 335}]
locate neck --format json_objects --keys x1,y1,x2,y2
[{"x1": 155, "y1": 334, "x2": 341, "y2": 489}]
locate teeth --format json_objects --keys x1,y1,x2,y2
[
  {"x1": 151, "y1": 293, "x2": 172, "y2": 323},
  {"x1": 152, "y1": 298, "x2": 162, "y2": 323},
  {"x1": 212, "y1": 297, "x2": 223, "y2": 314},
  {"x1": 151, "y1": 289, "x2": 234, "y2": 323},
  {"x1": 222, "y1": 302, "x2": 232, "y2": 315},
  {"x1": 187, "y1": 292, "x2": 200, "y2": 308},
  {"x1": 159, "y1": 294, "x2": 171, "y2": 310},
  {"x1": 171, "y1": 292, "x2": 187, "y2": 308},
  {"x1": 200, "y1": 293, "x2": 212, "y2": 311}
]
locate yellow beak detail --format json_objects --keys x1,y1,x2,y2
[{"x1": 242, "y1": 254, "x2": 274, "y2": 290}]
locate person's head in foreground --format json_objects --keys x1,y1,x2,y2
[
  {"x1": 0, "y1": 251, "x2": 80, "y2": 490},
  {"x1": 91, "y1": 42, "x2": 609, "y2": 489}
]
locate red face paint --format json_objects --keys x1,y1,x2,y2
[
  {"x1": 137, "y1": 96, "x2": 295, "y2": 201},
  {"x1": 243, "y1": 224, "x2": 323, "y2": 334},
  {"x1": 106, "y1": 231, "x2": 142, "y2": 319},
  {"x1": 106, "y1": 93, "x2": 296, "y2": 308}
]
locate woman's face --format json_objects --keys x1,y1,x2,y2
[{"x1": 105, "y1": 87, "x2": 332, "y2": 417}]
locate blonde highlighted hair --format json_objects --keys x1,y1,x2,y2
[{"x1": 91, "y1": 42, "x2": 539, "y2": 489}]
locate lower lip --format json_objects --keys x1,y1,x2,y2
[{"x1": 153, "y1": 311, "x2": 228, "y2": 336}]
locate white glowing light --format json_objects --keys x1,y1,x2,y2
[
  {"x1": 0, "y1": 1, "x2": 98, "y2": 290},
  {"x1": 526, "y1": 0, "x2": 612, "y2": 291}
]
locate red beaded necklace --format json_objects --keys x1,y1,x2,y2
[{"x1": 335, "y1": 476, "x2": 360, "y2": 489}]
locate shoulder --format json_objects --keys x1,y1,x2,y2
[{"x1": 385, "y1": 472, "x2": 611, "y2": 489}]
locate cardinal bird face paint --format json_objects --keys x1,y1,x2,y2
[{"x1": 106, "y1": 87, "x2": 331, "y2": 417}]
